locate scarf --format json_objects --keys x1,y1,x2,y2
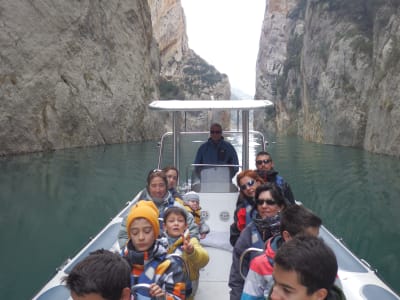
[{"x1": 252, "y1": 213, "x2": 281, "y2": 241}]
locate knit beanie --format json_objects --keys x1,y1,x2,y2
[
  {"x1": 183, "y1": 191, "x2": 200, "y2": 203},
  {"x1": 126, "y1": 200, "x2": 160, "y2": 237}
]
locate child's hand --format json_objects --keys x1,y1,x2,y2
[
  {"x1": 182, "y1": 230, "x2": 194, "y2": 254},
  {"x1": 200, "y1": 233, "x2": 207, "y2": 239},
  {"x1": 149, "y1": 283, "x2": 164, "y2": 297}
]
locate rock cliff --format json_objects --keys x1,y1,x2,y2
[
  {"x1": 148, "y1": 0, "x2": 231, "y2": 130},
  {"x1": 256, "y1": 0, "x2": 400, "y2": 156},
  {"x1": 0, "y1": 0, "x2": 166, "y2": 155},
  {"x1": 0, "y1": 0, "x2": 231, "y2": 155}
]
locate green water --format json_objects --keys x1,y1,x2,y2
[{"x1": 0, "y1": 137, "x2": 399, "y2": 299}]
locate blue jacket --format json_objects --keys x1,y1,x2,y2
[{"x1": 194, "y1": 137, "x2": 239, "y2": 175}]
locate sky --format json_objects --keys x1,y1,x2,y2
[{"x1": 180, "y1": 0, "x2": 266, "y2": 96}]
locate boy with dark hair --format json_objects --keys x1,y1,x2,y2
[
  {"x1": 64, "y1": 249, "x2": 131, "y2": 300},
  {"x1": 241, "y1": 205, "x2": 322, "y2": 300},
  {"x1": 270, "y1": 236, "x2": 346, "y2": 300}
]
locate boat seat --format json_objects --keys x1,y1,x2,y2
[{"x1": 199, "y1": 167, "x2": 233, "y2": 193}]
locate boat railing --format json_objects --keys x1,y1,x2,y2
[
  {"x1": 131, "y1": 283, "x2": 164, "y2": 300},
  {"x1": 239, "y1": 247, "x2": 263, "y2": 280},
  {"x1": 131, "y1": 283, "x2": 152, "y2": 292}
]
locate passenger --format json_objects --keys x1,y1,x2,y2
[
  {"x1": 163, "y1": 165, "x2": 182, "y2": 199},
  {"x1": 163, "y1": 206, "x2": 210, "y2": 300},
  {"x1": 269, "y1": 236, "x2": 346, "y2": 300},
  {"x1": 118, "y1": 169, "x2": 199, "y2": 248},
  {"x1": 121, "y1": 200, "x2": 188, "y2": 300},
  {"x1": 64, "y1": 249, "x2": 131, "y2": 300},
  {"x1": 183, "y1": 191, "x2": 210, "y2": 239},
  {"x1": 194, "y1": 122, "x2": 239, "y2": 177},
  {"x1": 254, "y1": 151, "x2": 295, "y2": 205},
  {"x1": 230, "y1": 170, "x2": 264, "y2": 247},
  {"x1": 229, "y1": 183, "x2": 287, "y2": 300},
  {"x1": 241, "y1": 204, "x2": 322, "y2": 300}
]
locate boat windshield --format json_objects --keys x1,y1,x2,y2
[{"x1": 157, "y1": 131, "x2": 266, "y2": 193}]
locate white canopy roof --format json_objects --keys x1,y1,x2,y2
[{"x1": 149, "y1": 100, "x2": 273, "y2": 111}]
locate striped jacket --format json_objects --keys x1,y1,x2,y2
[{"x1": 121, "y1": 239, "x2": 188, "y2": 300}]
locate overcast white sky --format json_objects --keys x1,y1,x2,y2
[{"x1": 180, "y1": 0, "x2": 265, "y2": 96}]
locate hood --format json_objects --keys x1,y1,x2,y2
[{"x1": 265, "y1": 234, "x2": 283, "y2": 258}]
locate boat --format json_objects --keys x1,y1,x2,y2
[{"x1": 32, "y1": 100, "x2": 400, "y2": 300}]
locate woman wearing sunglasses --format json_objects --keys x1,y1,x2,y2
[
  {"x1": 230, "y1": 170, "x2": 264, "y2": 247},
  {"x1": 228, "y1": 183, "x2": 287, "y2": 300}
]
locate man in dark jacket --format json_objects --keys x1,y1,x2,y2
[
  {"x1": 254, "y1": 151, "x2": 295, "y2": 205},
  {"x1": 194, "y1": 123, "x2": 239, "y2": 177}
]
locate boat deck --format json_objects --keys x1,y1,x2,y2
[{"x1": 197, "y1": 246, "x2": 231, "y2": 300}]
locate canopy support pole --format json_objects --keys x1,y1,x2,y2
[{"x1": 242, "y1": 110, "x2": 249, "y2": 170}]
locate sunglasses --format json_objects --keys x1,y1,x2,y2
[
  {"x1": 256, "y1": 159, "x2": 272, "y2": 165},
  {"x1": 256, "y1": 198, "x2": 277, "y2": 206},
  {"x1": 210, "y1": 130, "x2": 222, "y2": 134},
  {"x1": 240, "y1": 179, "x2": 255, "y2": 191}
]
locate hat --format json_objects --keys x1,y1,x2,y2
[
  {"x1": 183, "y1": 191, "x2": 200, "y2": 203},
  {"x1": 126, "y1": 200, "x2": 160, "y2": 237}
]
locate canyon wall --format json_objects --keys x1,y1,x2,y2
[
  {"x1": 256, "y1": 0, "x2": 400, "y2": 156},
  {"x1": 0, "y1": 0, "x2": 165, "y2": 155},
  {"x1": 0, "y1": 0, "x2": 231, "y2": 155}
]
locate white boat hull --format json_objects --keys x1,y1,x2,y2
[{"x1": 33, "y1": 190, "x2": 400, "y2": 300}]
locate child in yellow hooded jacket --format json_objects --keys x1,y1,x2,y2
[{"x1": 163, "y1": 206, "x2": 210, "y2": 300}]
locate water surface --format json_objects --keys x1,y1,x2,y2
[{"x1": 0, "y1": 137, "x2": 399, "y2": 299}]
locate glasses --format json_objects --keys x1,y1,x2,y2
[
  {"x1": 148, "y1": 169, "x2": 163, "y2": 178},
  {"x1": 256, "y1": 159, "x2": 272, "y2": 165},
  {"x1": 210, "y1": 130, "x2": 222, "y2": 134},
  {"x1": 256, "y1": 198, "x2": 277, "y2": 206},
  {"x1": 240, "y1": 179, "x2": 255, "y2": 191}
]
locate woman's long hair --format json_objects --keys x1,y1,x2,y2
[{"x1": 236, "y1": 169, "x2": 264, "y2": 200}]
